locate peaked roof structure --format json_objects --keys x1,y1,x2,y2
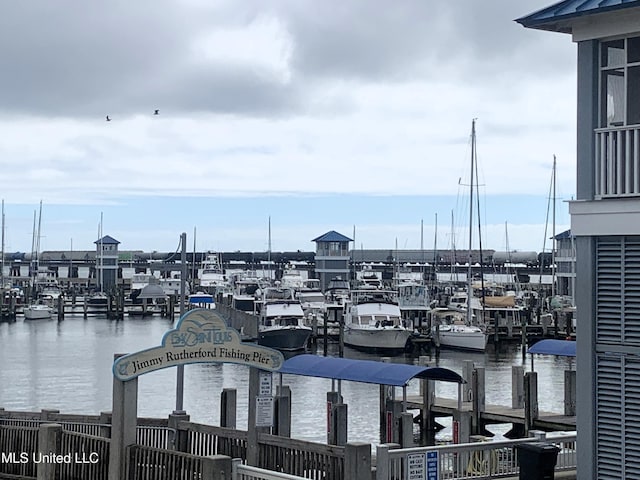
[
  {"x1": 94, "y1": 235, "x2": 120, "y2": 245},
  {"x1": 311, "y1": 230, "x2": 353, "y2": 243},
  {"x1": 516, "y1": 0, "x2": 640, "y2": 33}
]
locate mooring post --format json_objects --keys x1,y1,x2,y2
[
  {"x1": 524, "y1": 371, "x2": 539, "y2": 434},
  {"x1": 108, "y1": 354, "x2": 138, "y2": 480},
  {"x1": 375, "y1": 443, "x2": 400, "y2": 480},
  {"x1": 512, "y1": 365, "x2": 525, "y2": 409},
  {"x1": 345, "y1": 442, "x2": 371, "y2": 480},
  {"x1": 57, "y1": 296, "x2": 64, "y2": 321},
  {"x1": 246, "y1": 367, "x2": 271, "y2": 466},
  {"x1": 201, "y1": 455, "x2": 232, "y2": 479},
  {"x1": 564, "y1": 370, "x2": 577, "y2": 416},
  {"x1": 418, "y1": 356, "x2": 435, "y2": 442},
  {"x1": 462, "y1": 360, "x2": 474, "y2": 403},
  {"x1": 274, "y1": 385, "x2": 291, "y2": 437},
  {"x1": 399, "y1": 412, "x2": 414, "y2": 448},
  {"x1": 327, "y1": 390, "x2": 343, "y2": 445},
  {"x1": 40, "y1": 409, "x2": 60, "y2": 421},
  {"x1": 220, "y1": 388, "x2": 237, "y2": 429},
  {"x1": 37, "y1": 423, "x2": 62, "y2": 480},
  {"x1": 168, "y1": 411, "x2": 190, "y2": 452},
  {"x1": 99, "y1": 411, "x2": 112, "y2": 438},
  {"x1": 471, "y1": 367, "x2": 485, "y2": 435},
  {"x1": 323, "y1": 311, "x2": 328, "y2": 356},
  {"x1": 332, "y1": 403, "x2": 348, "y2": 446}
]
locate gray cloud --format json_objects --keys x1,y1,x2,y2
[{"x1": 0, "y1": 0, "x2": 574, "y2": 119}]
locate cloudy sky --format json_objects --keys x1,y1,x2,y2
[{"x1": 0, "y1": 0, "x2": 576, "y2": 255}]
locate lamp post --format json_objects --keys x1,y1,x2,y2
[{"x1": 175, "y1": 232, "x2": 187, "y2": 414}]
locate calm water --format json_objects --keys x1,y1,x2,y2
[{"x1": 0, "y1": 313, "x2": 574, "y2": 446}]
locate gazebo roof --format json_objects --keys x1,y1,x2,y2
[
  {"x1": 311, "y1": 231, "x2": 353, "y2": 243},
  {"x1": 94, "y1": 235, "x2": 120, "y2": 245}
]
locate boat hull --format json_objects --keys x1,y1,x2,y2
[
  {"x1": 258, "y1": 327, "x2": 312, "y2": 351},
  {"x1": 343, "y1": 327, "x2": 412, "y2": 353},
  {"x1": 435, "y1": 328, "x2": 488, "y2": 352},
  {"x1": 23, "y1": 305, "x2": 53, "y2": 321}
]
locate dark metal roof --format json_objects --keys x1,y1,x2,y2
[
  {"x1": 94, "y1": 235, "x2": 120, "y2": 245},
  {"x1": 279, "y1": 354, "x2": 464, "y2": 386},
  {"x1": 311, "y1": 231, "x2": 353, "y2": 243},
  {"x1": 516, "y1": 0, "x2": 640, "y2": 33},
  {"x1": 528, "y1": 339, "x2": 576, "y2": 357},
  {"x1": 555, "y1": 229, "x2": 573, "y2": 240}
]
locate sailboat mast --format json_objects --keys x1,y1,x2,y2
[
  {"x1": 467, "y1": 120, "x2": 476, "y2": 325},
  {"x1": 192, "y1": 226, "x2": 197, "y2": 290},
  {"x1": 0, "y1": 199, "x2": 4, "y2": 288},
  {"x1": 1, "y1": 200, "x2": 4, "y2": 287},
  {"x1": 551, "y1": 155, "x2": 557, "y2": 298},
  {"x1": 99, "y1": 212, "x2": 104, "y2": 293},
  {"x1": 450, "y1": 210, "x2": 457, "y2": 282},
  {"x1": 36, "y1": 201, "x2": 42, "y2": 264},
  {"x1": 267, "y1": 216, "x2": 271, "y2": 282}
]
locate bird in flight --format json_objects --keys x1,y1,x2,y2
[
  {"x1": 106, "y1": 115, "x2": 111, "y2": 122},
  {"x1": 154, "y1": 109, "x2": 159, "y2": 115}
]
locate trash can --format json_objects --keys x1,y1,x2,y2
[{"x1": 516, "y1": 442, "x2": 560, "y2": 480}]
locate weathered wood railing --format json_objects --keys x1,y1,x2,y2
[
  {"x1": 58, "y1": 430, "x2": 110, "y2": 480},
  {"x1": 126, "y1": 444, "x2": 203, "y2": 480},
  {"x1": 181, "y1": 420, "x2": 248, "y2": 459},
  {"x1": 0, "y1": 424, "x2": 38, "y2": 479},
  {"x1": 257, "y1": 432, "x2": 345, "y2": 480}
]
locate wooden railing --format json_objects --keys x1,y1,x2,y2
[
  {"x1": 257, "y1": 432, "x2": 345, "y2": 480},
  {"x1": 126, "y1": 444, "x2": 202, "y2": 480},
  {"x1": 0, "y1": 424, "x2": 38, "y2": 479},
  {"x1": 595, "y1": 125, "x2": 640, "y2": 198},
  {"x1": 182, "y1": 421, "x2": 248, "y2": 458},
  {"x1": 58, "y1": 430, "x2": 110, "y2": 480}
]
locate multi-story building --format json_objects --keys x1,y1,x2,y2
[{"x1": 518, "y1": 2, "x2": 640, "y2": 478}]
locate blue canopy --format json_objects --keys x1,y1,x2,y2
[
  {"x1": 527, "y1": 339, "x2": 576, "y2": 357},
  {"x1": 279, "y1": 354, "x2": 464, "y2": 386}
]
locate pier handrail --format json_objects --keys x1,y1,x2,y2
[{"x1": 376, "y1": 432, "x2": 576, "y2": 480}]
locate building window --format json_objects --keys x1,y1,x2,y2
[{"x1": 601, "y1": 36, "x2": 640, "y2": 127}]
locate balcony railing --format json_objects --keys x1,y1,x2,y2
[{"x1": 595, "y1": 125, "x2": 640, "y2": 198}]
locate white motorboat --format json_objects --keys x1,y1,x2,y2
[
  {"x1": 343, "y1": 289, "x2": 413, "y2": 353},
  {"x1": 256, "y1": 286, "x2": 312, "y2": 351},
  {"x1": 130, "y1": 273, "x2": 153, "y2": 293},
  {"x1": 231, "y1": 273, "x2": 266, "y2": 312},
  {"x1": 429, "y1": 308, "x2": 487, "y2": 352},
  {"x1": 199, "y1": 252, "x2": 227, "y2": 291},
  {"x1": 23, "y1": 302, "x2": 54, "y2": 321},
  {"x1": 188, "y1": 291, "x2": 215, "y2": 309},
  {"x1": 297, "y1": 279, "x2": 326, "y2": 327}
]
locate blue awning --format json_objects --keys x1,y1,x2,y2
[
  {"x1": 527, "y1": 339, "x2": 576, "y2": 357},
  {"x1": 189, "y1": 295, "x2": 214, "y2": 304},
  {"x1": 279, "y1": 354, "x2": 464, "y2": 386}
]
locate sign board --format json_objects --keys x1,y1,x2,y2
[
  {"x1": 426, "y1": 451, "x2": 439, "y2": 480},
  {"x1": 112, "y1": 309, "x2": 285, "y2": 381},
  {"x1": 256, "y1": 396, "x2": 274, "y2": 427},
  {"x1": 259, "y1": 372, "x2": 272, "y2": 396},
  {"x1": 407, "y1": 453, "x2": 426, "y2": 480}
]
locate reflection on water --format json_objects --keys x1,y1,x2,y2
[{"x1": 0, "y1": 315, "x2": 574, "y2": 446}]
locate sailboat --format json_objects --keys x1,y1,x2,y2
[
  {"x1": 431, "y1": 120, "x2": 487, "y2": 351},
  {"x1": 24, "y1": 202, "x2": 54, "y2": 321},
  {"x1": 87, "y1": 214, "x2": 109, "y2": 306}
]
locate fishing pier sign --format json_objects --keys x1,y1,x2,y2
[{"x1": 113, "y1": 309, "x2": 284, "y2": 381}]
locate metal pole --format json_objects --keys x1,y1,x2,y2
[{"x1": 175, "y1": 232, "x2": 187, "y2": 413}]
